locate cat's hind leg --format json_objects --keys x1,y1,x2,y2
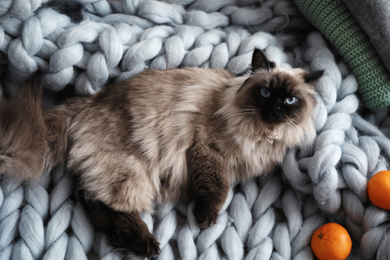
[
  {"x1": 77, "y1": 189, "x2": 160, "y2": 257},
  {"x1": 71, "y1": 151, "x2": 160, "y2": 256}
]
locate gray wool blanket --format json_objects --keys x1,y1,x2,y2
[
  {"x1": 342, "y1": 0, "x2": 390, "y2": 74},
  {"x1": 1, "y1": 0, "x2": 390, "y2": 259}
]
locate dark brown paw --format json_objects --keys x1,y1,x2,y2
[
  {"x1": 142, "y1": 235, "x2": 160, "y2": 257},
  {"x1": 193, "y1": 203, "x2": 219, "y2": 228},
  {"x1": 108, "y1": 228, "x2": 160, "y2": 257}
]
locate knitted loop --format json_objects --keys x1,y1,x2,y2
[
  {"x1": 196, "y1": 212, "x2": 229, "y2": 254},
  {"x1": 49, "y1": 173, "x2": 74, "y2": 215},
  {"x1": 70, "y1": 203, "x2": 95, "y2": 253},
  {"x1": 282, "y1": 190, "x2": 302, "y2": 241},
  {"x1": 230, "y1": 193, "x2": 252, "y2": 241},
  {"x1": 246, "y1": 236, "x2": 273, "y2": 260},
  {"x1": 247, "y1": 208, "x2": 275, "y2": 249},
  {"x1": 340, "y1": 143, "x2": 368, "y2": 199},
  {"x1": 183, "y1": 11, "x2": 228, "y2": 30},
  {"x1": 252, "y1": 177, "x2": 281, "y2": 220},
  {"x1": 96, "y1": 234, "x2": 112, "y2": 259},
  {"x1": 282, "y1": 151, "x2": 313, "y2": 193},
  {"x1": 177, "y1": 226, "x2": 197, "y2": 260},
  {"x1": 0, "y1": 0, "x2": 42, "y2": 20},
  {"x1": 342, "y1": 190, "x2": 364, "y2": 241},
  {"x1": 45, "y1": 200, "x2": 73, "y2": 249},
  {"x1": 81, "y1": 0, "x2": 112, "y2": 17},
  {"x1": 65, "y1": 236, "x2": 88, "y2": 260},
  {"x1": 18, "y1": 205, "x2": 45, "y2": 259},
  {"x1": 377, "y1": 230, "x2": 390, "y2": 260},
  {"x1": 231, "y1": 7, "x2": 273, "y2": 27},
  {"x1": 273, "y1": 223, "x2": 291, "y2": 259},
  {"x1": 0, "y1": 190, "x2": 3, "y2": 209},
  {"x1": 361, "y1": 226, "x2": 386, "y2": 260},
  {"x1": 221, "y1": 226, "x2": 244, "y2": 259},
  {"x1": 42, "y1": 233, "x2": 68, "y2": 260},
  {"x1": 291, "y1": 212, "x2": 326, "y2": 256},
  {"x1": 37, "y1": 9, "x2": 72, "y2": 38},
  {"x1": 139, "y1": 1, "x2": 183, "y2": 26},
  {"x1": 154, "y1": 203, "x2": 177, "y2": 255},
  {"x1": 198, "y1": 243, "x2": 219, "y2": 260},
  {"x1": 157, "y1": 35, "x2": 185, "y2": 69},
  {"x1": 359, "y1": 136, "x2": 380, "y2": 174},
  {"x1": 8, "y1": 38, "x2": 39, "y2": 82}
]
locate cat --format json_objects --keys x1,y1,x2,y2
[{"x1": 0, "y1": 49, "x2": 323, "y2": 257}]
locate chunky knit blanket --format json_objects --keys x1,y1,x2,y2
[{"x1": 1, "y1": 0, "x2": 390, "y2": 259}]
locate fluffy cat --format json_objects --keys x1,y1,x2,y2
[{"x1": 0, "y1": 49, "x2": 323, "y2": 257}]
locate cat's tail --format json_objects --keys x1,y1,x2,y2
[{"x1": 0, "y1": 80, "x2": 68, "y2": 182}]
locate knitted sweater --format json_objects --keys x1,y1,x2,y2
[{"x1": 294, "y1": 0, "x2": 390, "y2": 111}]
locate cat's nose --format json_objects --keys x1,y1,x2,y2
[
  {"x1": 271, "y1": 103, "x2": 284, "y2": 118},
  {"x1": 271, "y1": 108, "x2": 281, "y2": 118},
  {"x1": 274, "y1": 104, "x2": 282, "y2": 113}
]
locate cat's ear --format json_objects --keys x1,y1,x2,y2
[
  {"x1": 304, "y1": 70, "x2": 324, "y2": 84},
  {"x1": 251, "y1": 49, "x2": 275, "y2": 73}
]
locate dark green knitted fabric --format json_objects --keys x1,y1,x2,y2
[{"x1": 294, "y1": 0, "x2": 390, "y2": 111}]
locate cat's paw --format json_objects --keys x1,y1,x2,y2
[
  {"x1": 136, "y1": 234, "x2": 160, "y2": 257},
  {"x1": 108, "y1": 228, "x2": 160, "y2": 257},
  {"x1": 193, "y1": 203, "x2": 219, "y2": 228}
]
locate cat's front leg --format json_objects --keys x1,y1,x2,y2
[{"x1": 187, "y1": 142, "x2": 229, "y2": 228}]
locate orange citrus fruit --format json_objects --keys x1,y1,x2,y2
[
  {"x1": 367, "y1": 170, "x2": 390, "y2": 210},
  {"x1": 311, "y1": 223, "x2": 352, "y2": 260}
]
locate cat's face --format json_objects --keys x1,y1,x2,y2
[
  {"x1": 237, "y1": 69, "x2": 318, "y2": 126},
  {"x1": 234, "y1": 49, "x2": 323, "y2": 144}
]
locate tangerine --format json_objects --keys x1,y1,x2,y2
[
  {"x1": 367, "y1": 170, "x2": 390, "y2": 210},
  {"x1": 311, "y1": 223, "x2": 352, "y2": 260}
]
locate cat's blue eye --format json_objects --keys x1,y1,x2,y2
[
  {"x1": 285, "y1": 96, "x2": 298, "y2": 105},
  {"x1": 260, "y1": 88, "x2": 271, "y2": 98}
]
